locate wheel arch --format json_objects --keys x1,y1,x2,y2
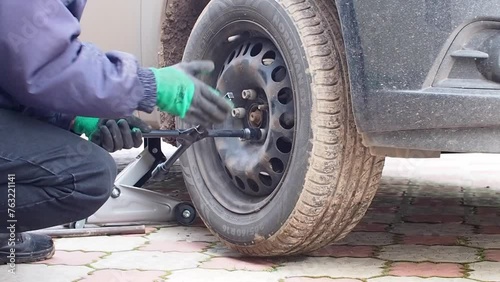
[{"x1": 157, "y1": 0, "x2": 211, "y2": 133}]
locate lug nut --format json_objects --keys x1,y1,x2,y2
[
  {"x1": 232, "y1": 108, "x2": 246, "y2": 119},
  {"x1": 242, "y1": 89, "x2": 257, "y2": 100},
  {"x1": 257, "y1": 104, "x2": 269, "y2": 111}
]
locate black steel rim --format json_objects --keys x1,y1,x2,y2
[
  {"x1": 189, "y1": 20, "x2": 297, "y2": 214},
  {"x1": 214, "y1": 39, "x2": 295, "y2": 198}
]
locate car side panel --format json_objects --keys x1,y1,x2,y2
[
  {"x1": 337, "y1": 0, "x2": 500, "y2": 133},
  {"x1": 80, "y1": 0, "x2": 166, "y2": 67}
]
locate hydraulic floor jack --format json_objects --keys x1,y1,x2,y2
[{"x1": 68, "y1": 126, "x2": 262, "y2": 229}]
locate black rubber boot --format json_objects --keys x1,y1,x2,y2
[{"x1": 0, "y1": 233, "x2": 55, "y2": 264}]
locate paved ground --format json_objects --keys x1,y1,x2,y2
[{"x1": 3, "y1": 149, "x2": 500, "y2": 282}]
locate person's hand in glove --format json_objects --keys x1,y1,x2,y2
[
  {"x1": 150, "y1": 61, "x2": 233, "y2": 127},
  {"x1": 72, "y1": 116, "x2": 152, "y2": 152}
]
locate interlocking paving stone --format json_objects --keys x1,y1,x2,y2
[
  {"x1": 307, "y1": 245, "x2": 375, "y2": 258},
  {"x1": 12, "y1": 152, "x2": 500, "y2": 281},
  {"x1": 167, "y1": 269, "x2": 280, "y2": 282},
  {"x1": 352, "y1": 223, "x2": 389, "y2": 232},
  {"x1": 200, "y1": 257, "x2": 276, "y2": 271},
  {"x1": 54, "y1": 236, "x2": 147, "y2": 252},
  {"x1": 465, "y1": 234, "x2": 500, "y2": 249},
  {"x1": 361, "y1": 212, "x2": 398, "y2": 224},
  {"x1": 402, "y1": 215, "x2": 463, "y2": 224},
  {"x1": 203, "y1": 242, "x2": 243, "y2": 257},
  {"x1": 468, "y1": 262, "x2": 500, "y2": 281},
  {"x1": 90, "y1": 251, "x2": 209, "y2": 271},
  {"x1": 333, "y1": 232, "x2": 395, "y2": 246},
  {"x1": 139, "y1": 240, "x2": 210, "y2": 252},
  {"x1": 368, "y1": 278, "x2": 474, "y2": 282},
  {"x1": 477, "y1": 226, "x2": 500, "y2": 234},
  {"x1": 378, "y1": 245, "x2": 479, "y2": 263},
  {"x1": 284, "y1": 278, "x2": 361, "y2": 282},
  {"x1": 387, "y1": 262, "x2": 464, "y2": 278},
  {"x1": 400, "y1": 236, "x2": 459, "y2": 246},
  {"x1": 0, "y1": 264, "x2": 91, "y2": 282},
  {"x1": 146, "y1": 226, "x2": 218, "y2": 242},
  {"x1": 402, "y1": 206, "x2": 469, "y2": 216},
  {"x1": 411, "y1": 198, "x2": 462, "y2": 206},
  {"x1": 367, "y1": 206, "x2": 399, "y2": 213},
  {"x1": 476, "y1": 207, "x2": 500, "y2": 215},
  {"x1": 33, "y1": 251, "x2": 105, "y2": 266},
  {"x1": 390, "y1": 223, "x2": 474, "y2": 236},
  {"x1": 484, "y1": 250, "x2": 500, "y2": 262},
  {"x1": 275, "y1": 257, "x2": 384, "y2": 278},
  {"x1": 464, "y1": 194, "x2": 500, "y2": 207},
  {"x1": 464, "y1": 215, "x2": 500, "y2": 226},
  {"x1": 80, "y1": 269, "x2": 167, "y2": 282}
]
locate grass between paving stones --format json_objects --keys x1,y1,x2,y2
[
  {"x1": 456, "y1": 236, "x2": 469, "y2": 246},
  {"x1": 380, "y1": 261, "x2": 392, "y2": 276},
  {"x1": 160, "y1": 270, "x2": 172, "y2": 280},
  {"x1": 201, "y1": 241, "x2": 219, "y2": 256},
  {"x1": 476, "y1": 248, "x2": 486, "y2": 261},
  {"x1": 85, "y1": 251, "x2": 113, "y2": 269},
  {"x1": 462, "y1": 263, "x2": 472, "y2": 278},
  {"x1": 73, "y1": 269, "x2": 172, "y2": 282}
]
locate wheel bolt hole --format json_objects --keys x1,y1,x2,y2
[
  {"x1": 243, "y1": 43, "x2": 251, "y2": 55},
  {"x1": 250, "y1": 43, "x2": 263, "y2": 57},
  {"x1": 247, "y1": 179, "x2": 259, "y2": 192},
  {"x1": 262, "y1": 51, "x2": 276, "y2": 66},
  {"x1": 270, "y1": 158, "x2": 284, "y2": 173},
  {"x1": 225, "y1": 166, "x2": 233, "y2": 179},
  {"x1": 272, "y1": 66, "x2": 287, "y2": 82},
  {"x1": 279, "y1": 113, "x2": 295, "y2": 130},
  {"x1": 235, "y1": 177, "x2": 245, "y2": 190},
  {"x1": 236, "y1": 45, "x2": 244, "y2": 57},
  {"x1": 277, "y1": 137, "x2": 293, "y2": 154},
  {"x1": 278, "y1": 88, "x2": 293, "y2": 104},
  {"x1": 259, "y1": 172, "x2": 272, "y2": 186},
  {"x1": 228, "y1": 50, "x2": 236, "y2": 64}
]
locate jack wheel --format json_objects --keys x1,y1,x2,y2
[{"x1": 174, "y1": 203, "x2": 197, "y2": 226}]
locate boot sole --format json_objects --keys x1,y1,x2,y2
[{"x1": 0, "y1": 246, "x2": 55, "y2": 264}]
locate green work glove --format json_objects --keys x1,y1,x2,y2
[
  {"x1": 150, "y1": 61, "x2": 232, "y2": 127},
  {"x1": 72, "y1": 116, "x2": 152, "y2": 152}
]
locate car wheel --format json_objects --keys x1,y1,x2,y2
[{"x1": 177, "y1": 0, "x2": 385, "y2": 256}]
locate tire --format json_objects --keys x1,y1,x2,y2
[{"x1": 178, "y1": 0, "x2": 385, "y2": 256}]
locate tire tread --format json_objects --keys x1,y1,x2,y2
[{"x1": 226, "y1": 0, "x2": 385, "y2": 256}]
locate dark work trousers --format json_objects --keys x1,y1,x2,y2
[{"x1": 0, "y1": 109, "x2": 117, "y2": 233}]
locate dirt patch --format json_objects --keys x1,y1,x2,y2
[{"x1": 158, "y1": 0, "x2": 210, "y2": 67}]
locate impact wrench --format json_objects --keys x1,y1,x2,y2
[{"x1": 143, "y1": 126, "x2": 263, "y2": 180}]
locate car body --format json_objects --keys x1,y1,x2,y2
[
  {"x1": 338, "y1": 0, "x2": 500, "y2": 156},
  {"x1": 80, "y1": 0, "x2": 166, "y2": 68}
]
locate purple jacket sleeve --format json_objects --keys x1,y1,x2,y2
[{"x1": 0, "y1": 0, "x2": 157, "y2": 125}]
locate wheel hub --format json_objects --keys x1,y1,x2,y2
[{"x1": 214, "y1": 39, "x2": 295, "y2": 197}]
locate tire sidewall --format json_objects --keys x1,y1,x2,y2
[{"x1": 181, "y1": 0, "x2": 314, "y2": 244}]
